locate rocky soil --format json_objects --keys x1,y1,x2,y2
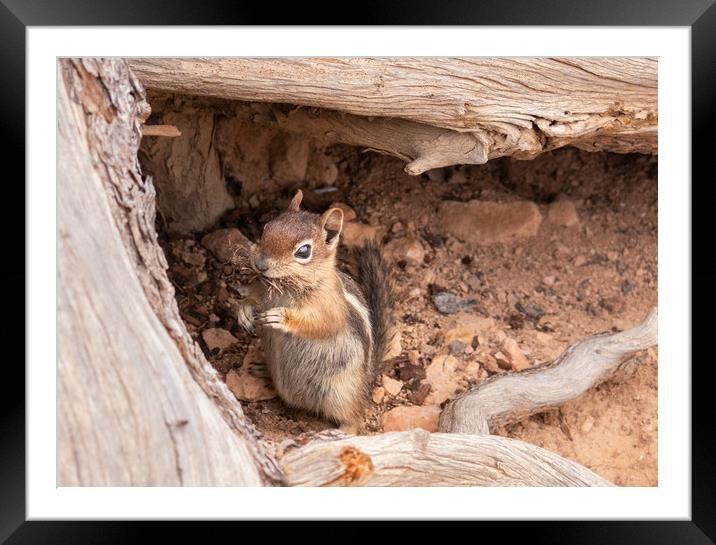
[{"x1": 157, "y1": 146, "x2": 658, "y2": 487}]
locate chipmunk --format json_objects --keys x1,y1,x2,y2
[{"x1": 236, "y1": 190, "x2": 394, "y2": 433}]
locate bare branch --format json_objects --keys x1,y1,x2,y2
[
  {"x1": 279, "y1": 430, "x2": 613, "y2": 487},
  {"x1": 439, "y1": 308, "x2": 658, "y2": 435}
]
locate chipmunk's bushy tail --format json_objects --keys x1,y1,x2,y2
[{"x1": 355, "y1": 241, "x2": 395, "y2": 371}]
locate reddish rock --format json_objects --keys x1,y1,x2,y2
[
  {"x1": 407, "y1": 350, "x2": 421, "y2": 366},
  {"x1": 384, "y1": 237, "x2": 425, "y2": 265},
  {"x1": 480, "y1": 353, "x2": 501, "y2": 374},
  {"x1": 398, "y1": 361, "x2": 426, "y2": 382},
  {"x1": 201, "y1": 228, "x2": 252, "y2": 263},
  {"x1": 306, "y1": 152, "x2": 338, "y2": 186},
  {"x1": 463, "y1": 358, "x2": 480, "y2": 377},
  {"x1": 581, "y1": 416, "x2": 595, "y2": 434},
  {"x1": 547, "y1": 199, "x2": 580, "y2": 227},
  {"x1": 494, "y1": 351, "x2": 512, "y2": 371},
  {"x1": 423, "y1": 354, "x2": 461, "y2": 405},
  {"x1": 501, "y1": 337, "x2": 530, "y2": 371},
  {"x1": 225, "y1": 346, "x2": 276, "y2": 402},
  {"x1": 372, "y1": 386, "x2": 385, "y2": 404},
  {"x1": 411, "y1": 382, "x2": 432, "y2": 405},
  {"x1": 438, "y1": 200, "x2": 542, "y2": 245},
  {"x1": 382, "y1": 375, "x2": 404, "y2": 397},
  {"x1": 271, "y1": 133, "x2": 310, "y2": 185},
  {"x1": 226, "y1": 368, "x2": 276, "y2": 402},
  {"x1": 444, "y1": 314, "x2": 496, "y2": 345},
  {"x1": 202, "y1": 328, "x2": 239, "y2": 353},
  {"x1": 182, "y1": 251, "x2": 205, "y2": 267},
  {"x1": 382, "y1": 405, "x2": 442, "y2": 432}
]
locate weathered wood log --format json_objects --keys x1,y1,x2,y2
[
  {"x1": 273, "y1": 106, "x2": 488, "y2": 175},
  {"x1": 439, "y1": 308, "x2": 658, "y2": 435},
  {"x1": 128, "y1": 57, "x2": 657, "y2": 173},
  {"x1": 135, "y1": 56, "x2": 657, "y2": 233},
  {"x1": 278, "y1": 430, "x2": 612, "y2": 487},
  {"x1": 58, "y1": 57, "x2": 653, "y2": 489},
  {"x1": 57, "y1": 58, "x2": 283, "y2": 486}
]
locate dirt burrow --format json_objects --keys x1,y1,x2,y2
[{"x1": 157, "y1": 146, "x2": 658, "y2": 487}]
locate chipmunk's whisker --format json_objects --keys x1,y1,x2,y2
[{"x1": 261, "y1": 276, "x2": 284, "y2": 298}]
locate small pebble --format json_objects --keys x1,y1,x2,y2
[
  {"x1": 407, "y1": 350, "x2": 421, "y2": 366},
  {"x1": 432, "y1": 291, "x2": 479, "y2": 315},
  {"x1": 447, "y1": 339, "x2": 466, "y2": 356},
  {"x1": 622, "y1": 279, "x2": 635, "y2": 295}
]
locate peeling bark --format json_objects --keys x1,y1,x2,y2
[
  {"x1": 58, "y1": 58, "x2": 283, "y2": 486},
  {"x1": 129, "y1": 57, "x2": 657, "y2": 173},
  {"x1": 59, "y1": 58, "x2": 657, "y2": 489},
  {"x1": 278, "y1": 430, "x2": 612, "y2": 487}
]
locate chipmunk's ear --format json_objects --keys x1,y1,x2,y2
[
  {"x1": 320, "y1": 207, "x2": 344, "y2": 250},
  {"x1": 287, "y1": 189, "x2": 303, "y2": 211}
]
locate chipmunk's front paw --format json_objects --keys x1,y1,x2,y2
[
  {"x1": 255, "y1": 307, "x2": 289, "y2": 332},
  {"x1": 236, "y1": 304, "x2": 256, "y2": 335}
]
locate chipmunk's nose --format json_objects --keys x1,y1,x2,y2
[{"x1": 254, "y1": 254, "x2": 269, "y2": 273}]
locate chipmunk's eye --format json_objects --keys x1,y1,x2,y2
[{"x1": 294, "y1": 244, "x2": 312, "y2": 260}]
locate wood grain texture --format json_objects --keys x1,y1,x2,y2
[
  {"x1": 439, "y1": 308, "x2": 658, "y2": 435},
  {"x1": 128, "y1": 57, "x2": 657, "y2": 172},
  {"x1": 278, "y1": 430, "x2": 612, "y2": 487},
  {"x1": 57, "y1": 57, "x2": 657, "y2": 489},
  {"x1": 57, "y1": 58, "x2": 282, "y2": 486},
  {"x1": 273, "y1": 106, "x2": 489, "y2": 175}
]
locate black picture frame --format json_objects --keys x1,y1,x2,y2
[{"x1": 4, "y1": 0, "x2": 714, "y2": 542}]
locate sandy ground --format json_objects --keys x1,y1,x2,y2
[{"x1": 159, "y1": 146, "x2": 657, "y2": 486}]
